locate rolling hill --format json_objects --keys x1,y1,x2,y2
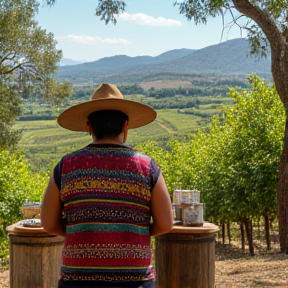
[{"x1": 57, "y1": 38, "x2": 272, "y2": 84}]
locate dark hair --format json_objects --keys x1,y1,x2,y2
[{"x1": 87, "y1": 110, "x2": 129, "y2": 139}]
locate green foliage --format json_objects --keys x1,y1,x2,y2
[
  {"x1": 0, "y1": 83, "x2": 22, "y2": 149},
  {"x1": 118, "y1": 84, "x2": 145, "y2": 96},
  {"x1": 43, "y1": 78, "x2": 73, "y2": 106},
  {"x1": 0, "y1": 0, "x2": 73, "y2": 149},
  {"x1": 95, "y1": 0, "x2": 126, "y2": 25},
  {"x1": 14, "y1": 110, "x2": 204, "y2": 170},
  {"x1": 220, "y1": 75, "x2": 284, "y2": 217},
  {"x1": 0, "y1": 0, "x2": 61, "y2": 80},
  {"x1": 175, "y1": 0, "x2": 228, "y2": 24},
  {"x1": 81, "y1": 0, "x2": 288, "y2": 254},
  {"x1": 0, "y1": 150, "x2": 49, "y2": 228},
  {"x1": 174, "y1": 0, "x2": 285, "y2": 58},
  {"x1": 137, "y1": 76, "x2": 284, "y2": 224},
  {"x1": 91, "y1": 0, "x2": 285, "y2": 60},
  {"x1": 137, "y1": 139, "x2": 186, "y2": 195},
  {"x1": 264, "y1": 0, "x2": 288, "y2": 20},
  {"x1": 14, "y1": 85, "x2": 238, "y2": 171},
  {"x1": 0, "y1": 149, "x2": 49, "y2": 257}
]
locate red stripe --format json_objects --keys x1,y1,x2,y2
[
  {"x1": 62, "y1": 154, "x2": 150, "y2": 177},
  {"x1": 63, "y1": 257, "x2": 151, "y2": 267}
]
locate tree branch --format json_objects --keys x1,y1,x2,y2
[
  {"x1": 1, "y1": 53, "x2": 17, "y2": 64},
  {"x1": 232, "y1": 0, "x2": 282, "y2": 50},
  {"x1": 1, "y1": 61, "x2": 32, "y2": 75},
  {"x1": 232, "y1": 0, "x2": 288, "y2": 105}
]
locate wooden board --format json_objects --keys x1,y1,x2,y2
[{"x1": 13, "y1": 225, "x2": 46, "y2": 234}]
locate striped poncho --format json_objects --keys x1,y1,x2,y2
[{"x1": 53, "y1": 144, "x2": 160, "y2": 284}]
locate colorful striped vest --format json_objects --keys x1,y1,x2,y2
[{"x1": 55, "y1": 144, "x2": 159, "y2": 282}]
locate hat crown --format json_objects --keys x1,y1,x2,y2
[
  {"x1": 57, "y1": 82, "x2": 156, "y2": 132},
  {"x1": 91, "y1": 83, "x2": 124, "y2": 100}
]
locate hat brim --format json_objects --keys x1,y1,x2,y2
[{"x1": 57, "y1": 98, "x2": 157, "y2": 131}]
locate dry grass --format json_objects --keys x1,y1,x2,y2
[
  {"x1": 215, "y1": 242, "x2": 288, "y2": 287},
  {"x1": 0, "y1": 270, "x2": 8, "y2": 288}
]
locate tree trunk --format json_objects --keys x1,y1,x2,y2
[
  {"x1": 263, "y1": 210, "x2": 271, "y2": 250},
  {"x1": 222, "y1": 221, "x2": 225, "y2": 244},
  {"x1": 244, "y1": 217, "x2": 254, "y2": 256},
  {"x1": 227, "y1": 221, "x2": 231, "y2": 244},
  {"x1": 257, "y1": 217, "x2": 261, "y2": 240},
  {"x1": 278, "y1": 116, "x2": 288, "y2": 253},
  {"x1": 240, "y1": 222, "x2": 245, "y2": 250}
]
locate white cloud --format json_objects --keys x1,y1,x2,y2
[
  {"x1": 118, "y1": 12, "x2": 182, "y2": 27},
  {"x1": 57, "y1": 35, "x2": 132, "y2": 45}
]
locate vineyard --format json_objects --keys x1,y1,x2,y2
[{"x1": 14, "y1": 109, "x2": 204, "y2": 170}]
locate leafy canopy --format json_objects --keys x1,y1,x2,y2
[
  {"x1": 138, "y1": 75, "x2": 284, "y2": 223},
  {"x1": 0, "y1": 149, "x2": 49, "y2": 256},
  {"x1": 0, "y1": 83, "x2": 22, "y2": 149},
  {"x1": 0, "y1": 0, "x2": 72, "y2": 149},
  {"x1": 0, "y1": 0, "x2": 61, "y2": 81},
  {"x1": 0, "y1": 150, "x2": 49, "y2": 228}
]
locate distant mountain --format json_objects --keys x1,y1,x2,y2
[
  {"x1": 59, "y1": 58, "x2": 87, "y2": 66},
  {"x1": 152, "y1": 48, "x2": 196, "y2": 63},
  {"x1": 57, "y1": 38, "x2": 271, "y2": 84},
  {"x1": 58, "y1": 48, "x2": 195, "y2": 72},
  {"x1": 165, "y1": 38, "x2": 271, "y2": 75}
]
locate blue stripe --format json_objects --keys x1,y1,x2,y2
[{"x1": 67, "y1": 223, "x2": 149, "y2": 235}]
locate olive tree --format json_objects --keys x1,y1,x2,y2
[
  {"x1": 0, "y1": 0, "x2": 72, "y2": 149},
  {"x1": 1, "y1": 0, "x2": 61, "y2": 85}
]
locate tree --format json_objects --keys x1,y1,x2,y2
[
  {"x1": 0, "y1": 149, "x2": 49, "y2": 256},
  {"x1": 217, "y1": 75, "x2": 283, "y2": 254},
  {"x1": 1, "y1": 0, "x2": 61, "y2": 83},
  {"x1": 0, "y1": 83, "x2": 22, "y2": 149},
  {"x1": 42, "y1": 78, "x2": 73, "y2": 106},
  {"x1": 138, "y1": 75, "x2": 284, "y2": 256},
  {"x1": 0, "y1": 0, "x2": 72, "y2": 149},
  {"x1": 90, "y1": 0, "x2": 288, "y2": 254}
]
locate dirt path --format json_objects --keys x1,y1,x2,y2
[
  {"x1": 1, "y1": 243, "x2": 288, "y2": 287},
  {"x1": 215, "y1": 243, "x2": 288, "y2": 287},
  {"x1": 157, "y1": 119, "x2": 178, "y2": 133},
  {"x1": 0, "y1": 269, "x2": 8, "y2": 288}
]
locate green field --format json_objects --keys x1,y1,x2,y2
[{"x1": 14, "y1": 109, "x2": 205, "y2": 171}]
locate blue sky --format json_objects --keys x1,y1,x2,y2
[{"x1": 36, "y1": 0, "x2": 244, "y2": 61}]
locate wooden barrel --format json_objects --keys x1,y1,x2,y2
[
  {"x1": 155, "y1": 223, "x2": 218, "y2": 288},
  {"x1": 8, "y1": 232, "x2": 64, "y2": 288}
]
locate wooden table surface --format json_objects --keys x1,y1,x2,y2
[
  {"x1": 6, "y1": 222, "x2": 49, "y2": 236},
  {"x1": 6, "y1": 221, "x2": 220, "y2": 236},
  {"x1": 170, "y1": 222, "x2": 219, "y2": 234}
]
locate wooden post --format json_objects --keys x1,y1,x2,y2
[
  {"x1": 6, "y1": 223, "x2": 65, "y2": 288},
  {"x1": 155, "y1": 222, "x2": 219, "y2": 288}
]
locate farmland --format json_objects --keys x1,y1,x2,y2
[
  {"x1": 14, "y1": 109, "x2": 204, "y2": 170},
  {"x1": 15, "y1": 77, "x2": 239, "y2": 170}
]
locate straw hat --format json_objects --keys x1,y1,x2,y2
[{"x1": 57, "y1": 83, "x2": 157, "y2": 131}]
